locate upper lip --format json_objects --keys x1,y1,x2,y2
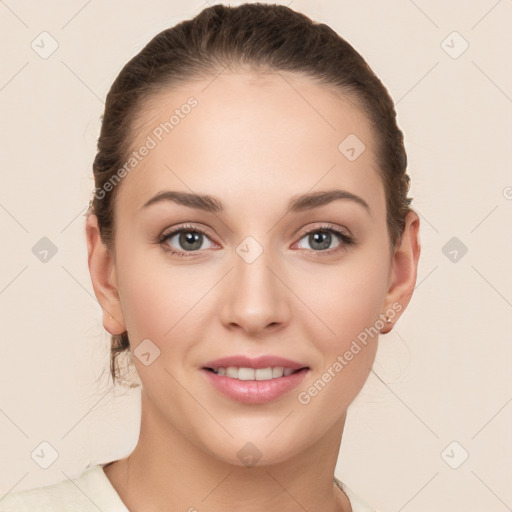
[{"x1": 203, "y1": 355, "x2": 308, "y2": 370}]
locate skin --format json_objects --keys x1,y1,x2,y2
[{"x1": 86, "y1": 69, "x2": 420, "y2": 512}]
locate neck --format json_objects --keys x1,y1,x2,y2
[{"x1": 104, "y1": 389, "x2": 352, "y2": 512}]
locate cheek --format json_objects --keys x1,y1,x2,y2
[
  {"x1": 297, "y1": 245, "x2": 390, "y2": 342},
  {"x1": 293, "y1": 241, "x2": 390, "y2": 393},
  {"x1": 114, "y1": 243, "x2": 200, "y2": 347},
  {"x1": 328, "y1": 263, "x2": 388, "y2": 337},
  {"x1": 293, "y1": 256, "x2": 388, "y2": 422}
]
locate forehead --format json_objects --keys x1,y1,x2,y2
[{"x1": 116, "y1": 70, "x2": 384, "y2": 217}]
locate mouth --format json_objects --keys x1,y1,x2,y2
[
  {"x1": 201, "y1": 367, "x2": 309, "y2": 404},
  {"x1": 200, "y1": 355, "x2": 310, "y2": 404}
]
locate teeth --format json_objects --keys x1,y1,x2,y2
[
  {"x1": 211, "y1": 366, "x2": 301, "y2": 381},
  {"x1": 272, "y1": 367, "x2": 284, "y2": 378},
  {"x1": 238, "y1": 368, "x2": 254, "y2": 380},
  {"x1": 255, "y1": 368, "x2": 272, "y2": 380},
  {"x1": 226, "y1": 367, "x2": 239, "y2": 378}
]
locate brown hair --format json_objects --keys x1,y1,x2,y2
[{"x1": 87, "y1": 2, "x2": 412, "y2": 388}]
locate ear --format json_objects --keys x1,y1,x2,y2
[
  {"x1": 380, "y1": 210, "x2": 421, "y2": 334},
  {"x1": 85, "y1": 213, "x2": 126, "y2": 335}
]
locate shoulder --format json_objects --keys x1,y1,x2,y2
[
  {"x1": 334, "y1": 476, "x2": 380, "y2": 512},
  {"x1": 0, "y1": 464, "x2": 128, "y2": 512}
]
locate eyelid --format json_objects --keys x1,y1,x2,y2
[
  {"x1": 159, "y1": 223, "x2": 213, "y2": 240},
  {"x1": 295, "y1": 222, "x2": 352, "y2": 241}
]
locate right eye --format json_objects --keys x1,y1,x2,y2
[{"x1": 158, "y1": 224, "x2": 216, "y2": 257}]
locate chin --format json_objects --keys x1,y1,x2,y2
[{"x1": 197, "y1": 428, "x2": 315, "y2": 469}]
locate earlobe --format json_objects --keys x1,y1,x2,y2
[
  {"x1": 85, "y1": 214, "x2": 126, "y2": 335},
  {"x1": 380, "y1": 210, "x2": 421, "y2": 334}
]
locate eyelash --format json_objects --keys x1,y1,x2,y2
[{"x1": 157, "y1": 223, "x2": 355, "y2": 259}]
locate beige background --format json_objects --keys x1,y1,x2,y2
[{"x1": 1, "y1": 1, "x2": 511, "y2": 510}]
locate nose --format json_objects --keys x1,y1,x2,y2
[{"x1": 219, "y1": 245, "x2": 291, "y2": 336}]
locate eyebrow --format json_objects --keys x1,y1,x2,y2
[{"x1": 140, "y1": 189, "x2": 370, "y2": 215}]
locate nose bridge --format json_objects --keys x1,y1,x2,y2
[{"x1": 220, "y1": 236, "x2": 289, "y2": 333}]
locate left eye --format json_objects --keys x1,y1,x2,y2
[{"x1": 296, "y1": 228, "x2": 349, "y2": 252}]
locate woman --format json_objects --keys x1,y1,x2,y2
[{"x1": 0, "y1": 3, "x2": 420, "y2": 511}]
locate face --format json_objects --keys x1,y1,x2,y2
[{"x1": 91, "y1": 70, "x2": 412, "y2": 466}]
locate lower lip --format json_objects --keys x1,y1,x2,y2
[{"x1": 201, "y1": 368, "x2": 309, "y2": 404}]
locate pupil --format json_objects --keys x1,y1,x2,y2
[
  {"x1": 180, "y1": 231, "x2": 202, "y2": 251},
  {"x1": 311, "y1": 231, "x2": 330, "y2": 250}
]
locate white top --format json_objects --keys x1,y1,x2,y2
[{"x1": 0, "y1": 464, "x2": 378, "y2": 511}]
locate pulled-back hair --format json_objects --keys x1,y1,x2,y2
[{"x1": 87, "y1": 3, "x2": 412, "y2": 387}]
